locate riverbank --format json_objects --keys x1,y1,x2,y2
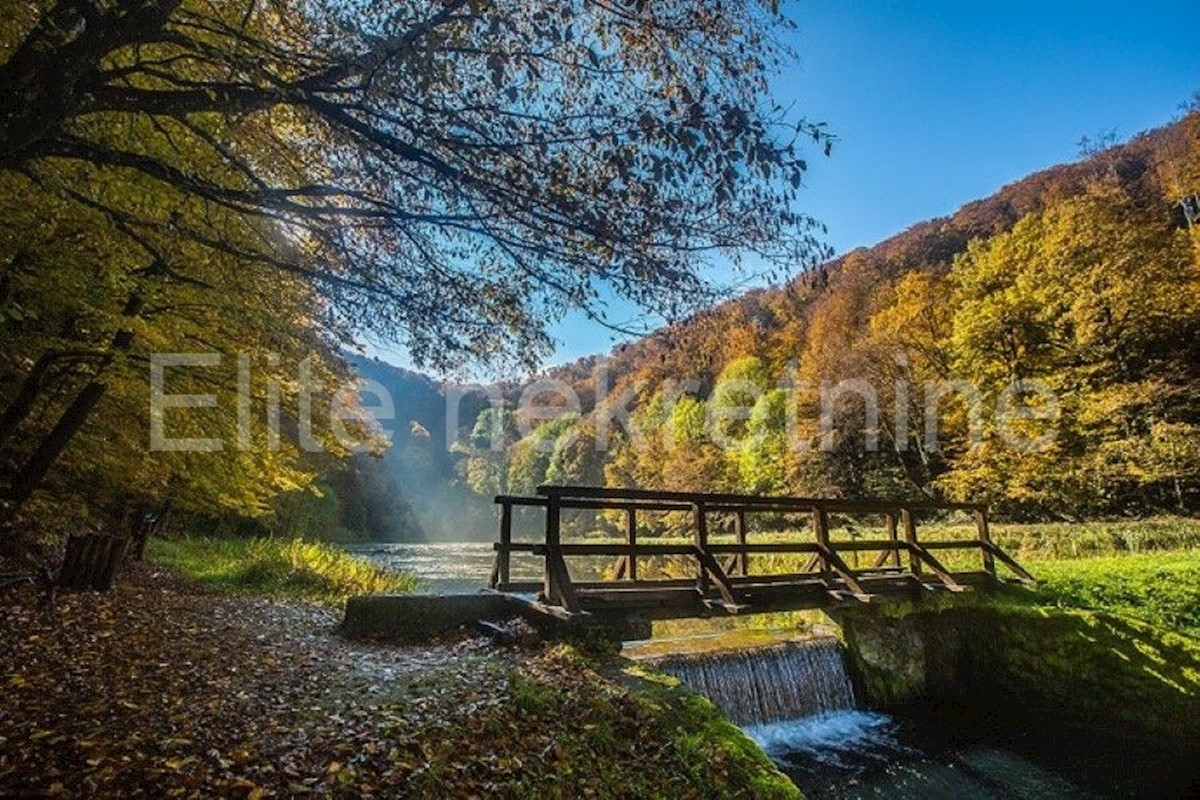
[
  {"x1": 146, "y1": 536, "x2": 417, "y2": 600},
  {"x1": 0, "y1": 563, "x2": 796, "y2": 798}
]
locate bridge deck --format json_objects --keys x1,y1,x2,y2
[{"x1": 489, "y1": 485, "x2": 1034, "y2": 621}]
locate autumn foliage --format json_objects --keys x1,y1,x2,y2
[{"x1": 473, "y1": 112, "x2": 1200, "y2": 521}]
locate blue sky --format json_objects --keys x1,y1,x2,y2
[{"x1": 378, "y1": 0, "x2": 1200, "y2": 376}]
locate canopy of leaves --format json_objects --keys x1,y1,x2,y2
[{"x1": 1, "y1": 0, "x2": 832, "y2": 372}]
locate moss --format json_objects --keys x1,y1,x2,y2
[
  {"x1": 837, "y1": 598, "x2": 1200, "y2": 748},
  {"x1": 459, "y1": 646, "x2": 803, "y2": 799},
  {"x1": 954, "y1": 604, "x2": 1200, "y2": 744},
  {"x1": 614, "y1": 658, "x2": 805, "y2": 800}
]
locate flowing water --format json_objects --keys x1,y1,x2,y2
[
  {"x1": 345, "y1": 541, "x2": 503, "y2": 593},
  {"x1": 653, "y1": 639, "x2": 855, "y2": 726}
]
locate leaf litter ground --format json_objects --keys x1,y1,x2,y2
[{"x1": 0, "y1": 564, "x2": 786, "y2": 799}]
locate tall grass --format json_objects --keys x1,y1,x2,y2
[
  {"x1": 147, "y1": 536, "x2": 417, "y2": 600},
  {"x1": 1023, "y1": 552, "x2": 1200, "y2": 637}
]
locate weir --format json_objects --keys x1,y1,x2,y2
[{"x1": 651, "y1": 638, "x2": 855, "y2": 727}]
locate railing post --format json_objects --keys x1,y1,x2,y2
[
  {"x1": 735, "y1": 509, "x2": 748, "y2": 577},
  {"x1": 901, "y1": 507, "x2": 921, "y2": 577},
  {"x1": 625, "y1": 507, "x2": 638, "y2": 582},
  {"x1": 543, "y1": 494, "x2": 561, "y2": 603},
  {"x1": 976, "y1": 508, "x2": 996, "y2": 579},
  {"x1": 693, "y1": 502, "x2": 709, "y2": 595},
  {"x1": 491, "y1": 499, "x2": 512, "y2": 589},
  {"x1": 885, "y1": 511, "x2": 900, "y2": 568},
  {"x1": 813, "y1": 504, "x2": 832, "y2": 585}
]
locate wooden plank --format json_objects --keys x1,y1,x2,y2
[
  {"x1": 823, "y1": 540, "x2": 906, "y2": 553},
  {"x1": 490, "y1": 499, "x2": 513, "y2": 589},
  {"x1": 493, "y1": 542, "x2": 539, "y2": 552},
  {"x1": 693, "y1": 503, "x2": 709, "y2": 595},
  {"x1": 815, "y1": 542, "x2": 870, "y2": 598},
  {"x1": 879, "y1": 512, "x2": 901, "y2": 568},
  {"x1": 579, "y1": 587, "x2": 703, "y2": 606},
  {"x1": 533, "y1": 543, "x2": 695, "y2": 557},
  {"x1": 693, "y1": 546, "x2": 739, "y2": 609},
  {"x1": 626, "y1": 507, "x2": 638, "y2": 582},
  {"x1": 982, "y1": 541, "x2": 1037, "y2": 584},
  {"x1": 536, "y1": 484, "x2": 983, "y2": 513},
  {"x1": 917, "y1": 540, "x2": 985, "y2": 550},
  {"x1": 542, "y1": 495, "x2": 584, "y2": 612},
  {"x1": 493, "y1": 494, "x2": 549, "y2": 507},
  {"x1": 813, "y1": 507, "x2": 833, "y2": 585},
  {"x1": 575, "y1": 578, "x2": 696, "y2": 590},
  {"x1": 729, "y1": 572, "x2": 829, "y2": 587},
  {"x1": 977, "y1": 509, "x2": 996, "y2": 578},
  {"x1": 494, "y1": 580, "x2": 542, "y2": 593},
  {"x1": 545, "y1": 545, "x2": 582, "y2": 611},
  {"x1": 735, "y1": 509, "x2": 748, "y2": 576},
  {"x1": 903, "y1": 541, "x2": 967, "y2": 592},
  {"x1": 901, "y1": 508, "x2": 921, "y2": 576},
  {"x1": 495, "y1": 493, "x2": 695, "y2": 513},
  {"x1": 705, "y1": 540, "x2": 908, "y2": 555},
  {"x1": 706, "y1": 542, "x2": 820, "y2": 554}
]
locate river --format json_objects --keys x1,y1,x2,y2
[{"x1": 343, "y1": 541, "x2": 501, "y2": 593}]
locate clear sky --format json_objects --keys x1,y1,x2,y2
[{"x1": 377, "y1": 0, "x2": 1200, "y2": 376}]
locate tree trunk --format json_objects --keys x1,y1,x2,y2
[
  {"x1": 126, "y1": 501, "x2": 171, "y2": 562},
  {"x1": 4, "y1": 380, "x2": 108, "y2": 510},
  {"x1": 0, "y1": 350, "x2": 105, "y2": 448},
  {"x1": 1, "y1": 284, "x2": 149, "y2": 516}
]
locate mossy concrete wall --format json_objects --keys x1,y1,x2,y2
[
  {"x1": 340, "y1": 593, "x2": 651, "y2": 645},
  {"x1": 341, "y1": 593, "x2": 510, "y2": 640},
  {"x1": 832, "y1": 600, "x2": 1200, "y2": 749},
  {"x1": 831, "y1": 602, "x2": 966, "y2": 706}
]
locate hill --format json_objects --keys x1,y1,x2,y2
[{"x1": 363, "y1": 110, "x2": 1200, "y2": 530}]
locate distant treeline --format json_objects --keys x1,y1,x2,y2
[{"x1": 460, "y1": 112, "x2": 1200, "y2": 522}]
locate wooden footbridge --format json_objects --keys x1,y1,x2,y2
[{"x1": 489, "y1": 485, "x2": 1034, "y2": 621}]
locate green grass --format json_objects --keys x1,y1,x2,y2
[
  {"x1": 1020, "y1": 552, "x2": 1200, "y2": 638},
  {"x1": 146, "y1": 536, "x2": 417, "y2": 601}
]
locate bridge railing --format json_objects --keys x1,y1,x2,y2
[{"x1": 490, "y1": 485, "x2": 1034, "y2": 615}]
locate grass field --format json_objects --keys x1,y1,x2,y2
[
  {"x1": 146, "y1": 536, "x2": 417, "y2": 601},
  {"x1": 1021, "y1": 552, "x2": 1200, "y2": 637}
]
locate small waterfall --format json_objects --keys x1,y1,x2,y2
[{"x1": 652, "y1": 638, "x2": 855, "y2": 727}]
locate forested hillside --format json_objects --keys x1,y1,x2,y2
[{"x1": 458, "y1": 111, "x2": 1200, "y2": 522}]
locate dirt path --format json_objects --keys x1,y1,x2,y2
[
  {"x1": 0, "y1": 565, "x2": 527, "y2": 798},
  {"x1": 0, "y1": 565, "x2": 799, "y2": 799}
]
